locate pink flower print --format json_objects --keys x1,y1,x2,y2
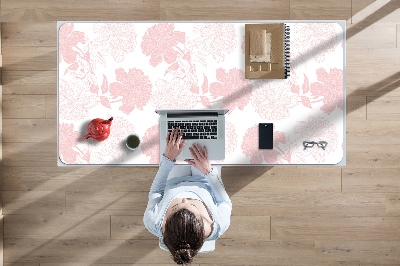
[
  {"x1": 241, "y1": 34, "x2": 245, "y2": 54},
  {"x1": 241, "y1": 125, "x2": 283, "y2": 164},
  {"x1": 142, "y1": 125, "x2": 160, "y2": 164},
  {"x1": 251, "y1": 79, "x2": 298, "y2": 120},
  {"x1": 294, "y1": 116, "x2": 338, "y2": 163},
  {"x1": 310, "y1": 68, "x2": 343, "y2": 114},
  {"x1": 109, "y1": 68, "x2": 152, "y2": 114},
  {"x1": 225, "y1": 121, "x2": 237, "y2": 154},
  {"x1": 152, "y1": 79, "x2": 198, "y2": 109},
  {"x1": 141, "y1": 23, "x2": 185, "y2": 67},
  {"x1": 193, "y1": 23, "x2": 237, "y2": 62},
  {"x1": 209, "y1": 68, "x2": 252, "y2": 113},
  {"x1": 291, "y1": 23, "x2": 338, "y2": 64},
  {"x1": 59, "y1": 78, "x2": 98, "y2": 120},
  {"x1": 59, "y1": 23, "x2": 85, "y2": 64},
  {"x1": 59, "y1": 123, "x2": 83, "y2": 164},
  {"x1": 92, "y1": 23, "x2": 137, "y2": 63}
]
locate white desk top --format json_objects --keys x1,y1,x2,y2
[{"x1": 58, "y1": 21, "x2": 346, "y2": 165}]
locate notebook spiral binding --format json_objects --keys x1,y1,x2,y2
[{"x1": 284, "y1": 24, "x2": 291, "y2": 79}]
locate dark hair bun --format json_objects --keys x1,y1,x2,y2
[{"x1": 174, "y1": 247, "x2": 193, "y2": 264}]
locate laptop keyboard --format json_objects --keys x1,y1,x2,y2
[{"x1": 168, "y1": 120, "x2": 218, "y2": 139}]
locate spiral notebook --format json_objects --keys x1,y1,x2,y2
[{"x1": 245, "y1": 23, "x2": 290, "y2": 79}]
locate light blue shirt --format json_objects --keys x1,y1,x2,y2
[{"x1": 144, "y1": 155, "x2": 232, "y2": 241}]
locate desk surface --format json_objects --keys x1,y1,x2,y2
[{"x1": 58, "y1": 21, "x2": 345, "y2": 165}]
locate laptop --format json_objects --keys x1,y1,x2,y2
[{"x1": 155, "y1": 109, "x2": 229, "y2": 160}]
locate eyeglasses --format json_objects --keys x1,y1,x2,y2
[{"x1": 303, "y1": 141, "x2": 328, "y2": 150}]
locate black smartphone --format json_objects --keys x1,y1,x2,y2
[{"x1": 259, "y1": 123, "x2": 273, "y2": 149}]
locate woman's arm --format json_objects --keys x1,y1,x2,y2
[
  {"x1": 143, "y1": 155, "x2": 175, "y2": 236},
  {"x1": 205, "y1": 167, "x2": 232, "y2": 237},
  {"x1": 143, "y1": 128, "x2": 186, "y2": 236}
]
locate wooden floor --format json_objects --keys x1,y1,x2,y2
[{"x1": 1, "y1": 0, "x2": 400, "y2": 265}]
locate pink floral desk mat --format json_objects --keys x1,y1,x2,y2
[{"x1": 58, "y1": 21, "x2": 345, "y2": 165}]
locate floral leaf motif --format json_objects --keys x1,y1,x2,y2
[
  {"x1": 101, "y1": 75, "x2": 108, "y2": 94},
  {"x1": 59, "y1": 23, "x2": 85, "y2": 64},
  {"x1": 202, "y1": 74, "x2": 209, "y2": 93},
  {"x1": 109, "y1": 68, "x2": 152, "y2": 114},
  {"x1": 190, "y1": 84, "x2": 199, "y2": 94},
  {"x1": 141, "y1": 23, "x2": 185, "y2": 67},
  {"x1": 64, "y1": 62, "x2": 79, "y2": 75},
  {"x1": 209, "y1": 68, "x2": 252, "y2": 112},
  {"x1": 310, "y1": 68, "x2": 343, "y2": 114},
  {"x1": 165, "y1": 61, "x2": 180, "y2": 76},
  {"x1": 302, "y1": 74, "x2": 310, "y2": 93},
  {"x1": 283, "y1": 151, "x2": 291, "y2": 162},
  {"x1": 100, "y1": 96, "x2": 111, "y2": 108},
  {"x1": 89, "y1": 83, "x2": 98, "y2": 94},
  {"x1": 301, "y1": 96, "x2": 312, "y2": 109},
  {"x1": 291, "y1": 84, "x2": 300, "y2": 94},
  {"x1": 274, "y1": 131, "x2": 287, "y2": 145},
  {"x1": 200, "y1": 96, "x2": 211, "y2": 108},
  {"x1": 59, "y1": 123, "x2": 82, "y2": 164}
]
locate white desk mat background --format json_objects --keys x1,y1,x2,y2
[{"x1": 58, "y1": 22, "x2": 344, "y2": 165}]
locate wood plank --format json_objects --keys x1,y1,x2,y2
[
  {"x1": 2, "y1": 70, "x2": 56, "y2": 95},
  {"x1": 0, "y1": 0, "x2": 160, "y2": 21},
  {"x1": 290, "y1": 0, "x2": 351, "y2": 20},
  {"x1": 4, "y1": 238, "x2": 315, "y2": 264},
  {"x1": 343, "y1": 168, "x2": 400, "y2": 193},
  {"x1": 223, "y1": 166, "x2": 341, "y2": 194},
  {"x1": 0, "y1": 216, "x2": 3, "y2": 266},
  {"x1": 386, "y1": 194, "x2": 400, "y2": 216},
  {"x1": 351, "y1": 0, "x2": 400, "y2": 25},
  {"x1": 2, "y1": 166, "x2": 156, "y2": 192},
  {"x1": 66, "y1": 191, "x2": 148, "y2": 216},
  {"x1": 351, "y1": 0, "x2": 375, "y2": 24},
  {"x1": 45, "y1": 95, "x2": 56, "y2": 119},
  {"x1": 2, "y1": 142, "x2": 57, "y2": 167},
  {"x1": 160, "y1": 0, "x2": 290, "y2": 20},
  {"x1": 316, "y1": 240, "x2": 400, "y2": 264},
  {"x1": 2, "y1": 47, "x2": 56, "y2": 71},
  {"x1": 4, "y1": 263, "x2": 39, "y2": 266},
  {"x1": 3, "y1": 239, "x2": 159, "y2": 264},
  {"x1": 231, "y1": 192, "x2": 386, "y2": 217},
  {"x1": 273, "y1": 216, "x2": 400, "y2": 241},
  {"x1": 3, "y1": 95, "x2": 46, "y2": 118},
  {"x1": 222, "y1": 216, "x2": 270, "y2": 240},
  {"x1": 397, "y1": 24, "x2": 400, "y2": 48},
  {"x1": 2, "y1": 191, "x2": 65, "y2": 215},
  {"x1": 346, "y1": 96, "x2": 366, "y2": 120},
  {"x1": 346, "y1": 143, "x2": 400, "y2": 168},
  {"x1": 41, "y1": 264, "x2": 196, "y2": 266},
  {"x1": 347, "y1": 23, "x2": 397, "y2": 49},
  {"x1": 110, "y1": 216, "x2": 155, "y2": 240},
  {"x1": 346, "y1": 120, "x2": 400, "y2": 145},
  {"x1": 346, "y1": 48, "x2": 400, "y2": 97},
  {"x1": 367, "y1": 96, "x2": 400, "y2": 120},
  {"x1": 1, "y1": 22, "x2": 56, "y2": 47},
  {"x1": 2, "y1": 119, "x2": 56, "y2": 143},
  {"x1": 4, "y1": 214, "x2": 110, "y2": 240}
]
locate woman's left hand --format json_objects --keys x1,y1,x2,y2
[{"x1": 164, "y1": 127, "x2": 186, "y2": 161}]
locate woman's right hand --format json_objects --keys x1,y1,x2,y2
[{"x1": 184, "y1": 143, "x2": 212, "y2": 175}]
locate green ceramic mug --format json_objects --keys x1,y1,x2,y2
[{"x1": 126, "y1": 134, "x2": 140, "y2": 150}]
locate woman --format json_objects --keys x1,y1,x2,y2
[{"x1": 144, "y1": 127, "x2": 232, "y2": 264}]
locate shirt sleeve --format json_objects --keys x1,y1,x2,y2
[
  {"x1": 205, "y1": 167, "x2": 232, "y2": 237},
  {"x1": 143, "y1": 155, "x2": 175, "y2": 237}
]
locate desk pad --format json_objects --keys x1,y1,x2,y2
[{"x1": 58, "y1": 22, "x2": 345, "y2": 165}]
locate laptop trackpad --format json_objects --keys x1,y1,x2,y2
[{"x1": 181, "y1": 140, "x2": 221, "y2": 160}]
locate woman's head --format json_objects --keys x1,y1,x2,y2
[{"x1": 163, "y1": 208, "x2": 206, "y2": 264}]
